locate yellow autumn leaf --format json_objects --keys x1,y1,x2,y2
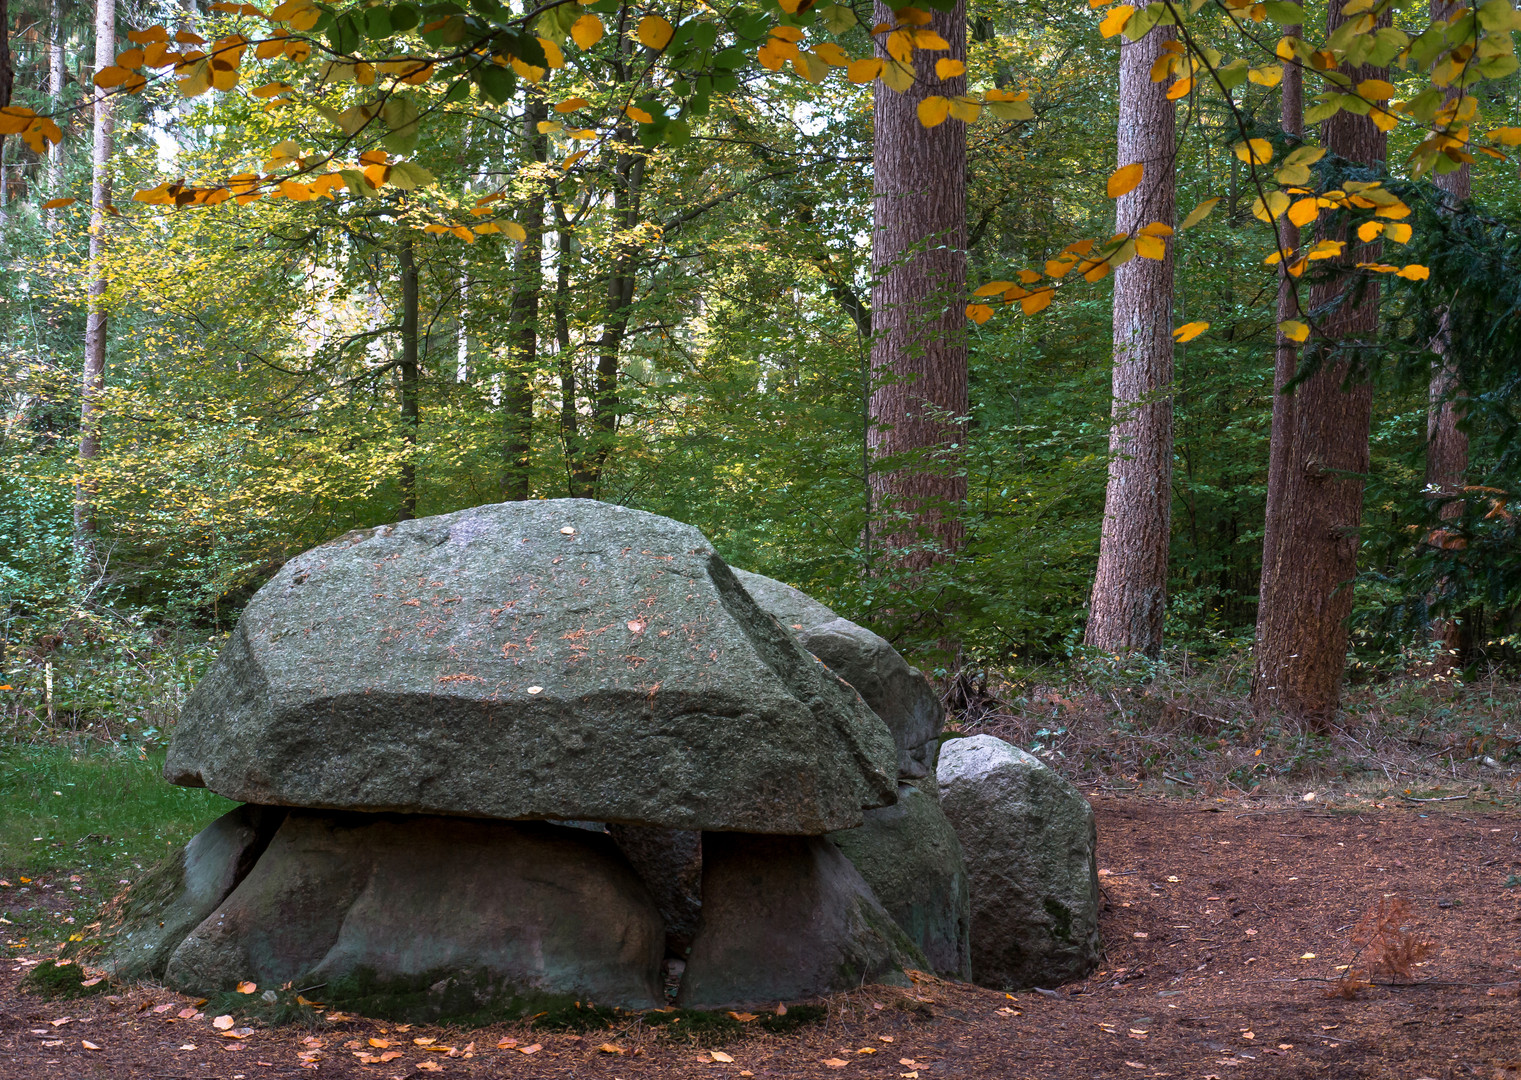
[
  {"x1": 1172, "y1": 320, "x2": 1209, "y2": 342},
  {"x1": 973, "y1": 280, "x2": 1016, "y2": 296},
  {"x1": 912, "y1": 29, "x2": 950, "y2": 50},
  {"x1": 570, "y1": 14, "x2": 604, "y2": 48},
  {"x1": 1287, "y1": 197, "x2": 1320, "y2": 227},
  {"x1": 885, "y1": 29, "x2": 914, "y2": 62},
  {"x1": 1306, "y1": 238, "x2": 1345, "y2": 261},
  {"x1": 813, "y1": 43, "x2": 849, "y2": 66},
  {"x1": 251, "y1": 81, "x2": 291, "y2": 97},
  {"x1": 1234, "y1": 138, "x2": 1273, "y2": 164},
  {"x1": 94, "y1": 65, "x2": 135, "y2": 88},
  {"x1": 793, "y1": 51, "x2": 830, "y2": 83},
  {"x1": 846, "y1": 57, "x2": 883, "y2": 83},
  {"x1": 1178, "y1": 196, "x2": 1220, "y2": 230},
  {"x1": 1397, "y1": 263, "x2": 1430, "y2": 280},
  {"x1": 1356, "y1": 220, "x2": 1384, "y2": 242},
  {"x1": 236, "y1": 981, "x2": 258, "y2": 994},
  {"x1": 625, "y1": 105, "x2": 654, "y2": 123},
  {"x1": 637, "y1": 15, "x2": 674, "y2": 50},
  {"x1": 537, "y1": 120, "x2": 563, "y2": 134},
  {"x1": 1279, "y1": 319, "x2": 1309, "y2": 342},
  {"x1": 1384, "y1": 222, "x2": 1412, "y2": 243},
  {"x1": 1021, "y1": 288, "x2": 1055, "y2": 314},
  {"x1": 41, "y1": 196, "x2": 76, "y2": 208},
  {"x1": 1099, "y1": 4, "x2": 1135, "y2": 36},
  {"x1": 504, "y1": 222, "x2": 528, "y2": 241},
  {"x1": 1248, "y1": 63, "x2": 1283, "y2": 87},
  {"x1": 1135, "y1": 233, "x2": 1166, "y2": 260},
  {"x1": 1374, "y1": 200, "x2": 1411, "y2": 219},
  {"x1": 555, "y1": 97, "x2": 590, "y2": 113},
  {"x1": 1490, "y1": 126, "x2": 1521, "y2": 145},
  {"x1": 1165, "y1": 76, "x2": 1192, "y2": 100},
  {"x1": 1357, "y1": 77, "x2": 1394, "y2": 100},
  {"x1": 918, "y1": 96, "x2": 950, "y2": 127},
  {"x1": 965, "y1": 302, "x2": 995, "y2": 324},
  {"x1": 1371, "y1": 107, "x2": 1398, "y2": 133},
  {"x1": 936, "y1": 58, "x2": 965, "y2": 79},
  {"x1": 1106, "y1": 162, "x2": 1143, "y2": 198},
  {"x1": 1252, "y1": 190, "x2": 1291, "y2": 221}
]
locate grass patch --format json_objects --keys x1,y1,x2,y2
[
  {"x1": 528, "y1": 1000, "x2": 624, "y2": 1032},
  {"x1": 18, "y1": 959, "x2": 112, "y2": 1000},
  {"x1": 0, "y1": 745, "x2": 235, "y2": 943},
  {"x1": 201, "y1": 988, "x2": 326, "y2": 1029}
]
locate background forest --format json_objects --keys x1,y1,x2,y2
[{"x1": 2, "y1": 0, "x2": 1521, "y2": 795}]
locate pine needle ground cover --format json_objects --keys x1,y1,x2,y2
[{"x1": 4, "y1": 798, "x2": 1519, "y2": 1078}]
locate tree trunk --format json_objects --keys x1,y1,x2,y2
[
  {"x1": 0, "y1": 0, "x2": 10, "y2": 231},
  {"x1": 47, "y1": 0, "x2": 66, "y2": 218},
  {"x1": 868, "y1": 0, "x2": 968, "y2": 572},
  {"x1": 552, "y1": 191, "x2": 592, "y2": 497},
  {"x1": 588, "y1": 130, "x2": 641, "y2": 494},
  {"x1": 1259, "y1": 24, "x2": 1304, "y2": 611},
  {"x1": 397, "y1": 231, "x2": 420, "y2": 520},
  {"x1": 1084, "y1": 23, "x2": 1178, "y2": 657},
  {"x1": 503, "y1": 95, "x2": 546, "y2": 501},
  {"x1": 75, "y1": 0, "x2": 115, "y2": 560},
  {"x1": 1251, "y1": 8, "x2": 1387, "y2": 724}
]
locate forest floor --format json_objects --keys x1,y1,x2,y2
[{"x1": 3, "y1": 795, "x2": 1520, "y2": 1080}]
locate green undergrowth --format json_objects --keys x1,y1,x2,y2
[
  {"x1": 0, "y1": 744, "x2": 235, "y2": 943},
  {"x1": 17, "y1": 959, "x2": 113, "y2": 1000},
  {"x1": 202, "y1": 988, "x2": 327, "y2": 1029},
  {"x1": 637, "y1": 1004, "x2": 828, "y2": 1044}
]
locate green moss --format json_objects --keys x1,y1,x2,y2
[
  {"x1": 528, "y1": 1000, "x2": 623, "y2": 1032},
  {"x1": 1043, "y1": 898, "x2": 1074, "y2": 944},
  {"x1": 639, "y1": 1005, "x2": 826, "y2": 1046},
  {"x1": 314, "y1": 967, "x2": 589, "y2": 1027},
  {"x1": 18, "y1": 960, "x2": 112, "y2": 1000},
  {"x1": 201, "y1": 988, "x2": 325, "y2": 1029}
]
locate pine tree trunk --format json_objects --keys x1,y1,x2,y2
[
  {"x1": 1259, "y1": 24, "x2": 1304, "y2": 610},
  {"x1": 868, "y1": 0, "x2": 968, "y2": 572},
  {"x1": 75, "y1": 0, "x2": 115, "y2": 560},
  {"x1": 553, "y1": 191, "x2": 592, "y2": 497},
  {"x1": 397, "y1": 231, "x2": 420, "y2": 520},
  {"x1": 1425, "y1": 147, "x2": 1471, "y2": 670},
  {"x1": 1084, "y1": 23, "x2": 1178, "y2": 657},
  {"x1": 503, "y1": 96, "x2": 546, "y2": 502},
  {"x1": 1251, "y1": 8, "x2": 1387, "y2": 724}
]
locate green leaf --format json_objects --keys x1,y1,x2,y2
[
  {"x1": 339, "y1": 168, "x2": 380, "y2": 197},
  {"x1": 364, "y1": 6, "x2": 392, "y2": 38},
  {"x1": 1217, "y1": 57, "x2": 1249, "y2": 90},
  {"x1": 818, "y1": 3, "x2": 857, "y2": 33},
  {"x1": 327, "y1": 13, "x2": 361, "y2": 54},
  {"x1": 1303, "y1": 98, "x2": 1341, "y2": 124},
  {"x1": 386, "y1": 162, "x2": 435, "y2": 190},
  {"x1": 389, "y1": 3, "x2": 420, "y2": 31},
  {"x1": 663, "y1": 118, "x2": 691, "y2": 147},
  {"x1": 476, "y1": 62, "x2": 515, "y2": 104},
  {"x1": 1262, "y1": 0, "x2": 1302, "y2": 23}
]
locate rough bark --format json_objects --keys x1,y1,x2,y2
[
  {"x1": 503, "y1": 96, "x2": 547, "y2": 502},
  {"x1": 0, "y1": 0, "x2": 11, "y2": 229},
  {"x1": 1259, "y1": 24, "x2": 1304, "y2": 609},
  {"x1": 1425, "y1": 127, "x2": 1471, "y2": 670},
  {"x1": 868, "y1": 0, "x2": 968, "y2": 572},
  {"x1": 75, "y1": 0, "x2": 115, "y2": 558},
  {"x1": 1251, "y1": 8, "x2": 1387, "y2": 724},
  {"x1": 1084, "y1": 24, "x2": 1178, "y2": 657},
  {"x1": 397, "y1": 232, "x2": 420, "y2": 521}
]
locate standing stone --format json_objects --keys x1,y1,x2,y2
[
  {"x1": 732, "y1": 568, "x2": 943, "y2": 776},
  {"x1": 828, "y1": 779, "x2": 970, "y2": 979},
  {"x1": 96, "y1": 804, "x2": 284, "y2": 980},
  {"x1": 677, "y1": 833, "x2": 924, "y2": 1008},
  {"x1": 163, "y1": 500, "x2": 897, "y2": 834},
  {"x1": 936, "y1": 735, "x2": 1099, "y2": 989},
  {"x1": 607, "y1": 824, "x2": 702, "y2": 956},
  {"x1": 164, "y1": 812, "x2": 665, "y2": 1019}
]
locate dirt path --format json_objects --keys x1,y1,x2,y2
[{"x1": 3, "y1": 797, "x2": 1519, "y2": 1080}]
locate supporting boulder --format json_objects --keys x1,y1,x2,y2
[
  {"x1": 96, "y1": 804, "x2": 284, "y2": 981},
  {"x1": 164, "y1": 812, "x2": 665, "y2": 1020},
  {"x1": 677, "y1": 833, "x2": 923, "y2": 1009},
  {"x1": 607, "y1": 823, "x2": 703, "y2": 956},
  {"x1": 936, "y1": 735, "x2": 1100, "y2": 990},
  {"x1": 733, "y1": 568, "x2": 943, "y2": 777},
  {"x1": 828, "y1": 779, "x2": 971, "y2": 979}
]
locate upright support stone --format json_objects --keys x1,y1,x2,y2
[
  {"x1": 937, "y1": 735, "x2": 1100, "y2": 989},
  {"x1": 678, "y1": 833, "x2": 924, "y2": 1008}
]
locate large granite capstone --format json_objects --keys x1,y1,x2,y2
[{"x1": 164, "y1": 500, "x2": 897, "y2": 834}]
